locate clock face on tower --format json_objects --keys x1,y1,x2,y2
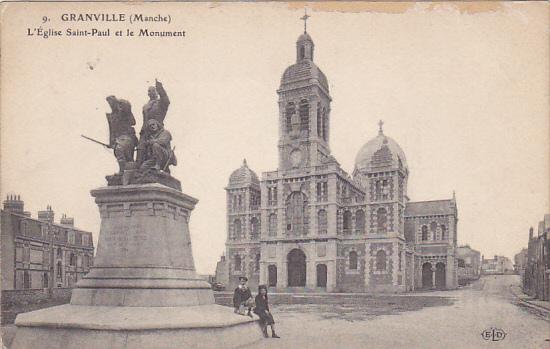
[{"x1": 290, "y1": 149, "x2": 303, "y2": 167}]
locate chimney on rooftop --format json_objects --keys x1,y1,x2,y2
[
  {"x1": 38, "y1": 205, "x2": 55, "y2": 223},
  {"x1": 3, "y1": 194, "x2": 24, "y2": 213},
  {"x1": 60, "y1": 214, "x2": 74, "y2": 227}
]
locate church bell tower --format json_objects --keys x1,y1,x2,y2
[{"x1": 277, "y1": 14, "x2": 332, "y2": 171}]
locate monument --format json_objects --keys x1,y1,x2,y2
[{"x1": 11, "y1": 81, "x2": 261, "y2": 349}]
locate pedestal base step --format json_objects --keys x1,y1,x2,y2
[{"x1": 12, "y1": 304, "x2": 262, "y2": 349}]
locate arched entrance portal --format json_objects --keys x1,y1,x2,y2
[
  {"x1": 316, "y1": 264, "x2": 327, "y2": 287},
  {"x1": 268, "y1": 265, "x2": 277, "y2": 287},
  {"x1": 435, "y1": 262, "x2": 446, "y2": 289},
  {"x1": 422, "y1": 262, "x2": 433, "y2": 289},
  {"x1": 287, "y1": 249, "x2": 306, "y2": 287}
]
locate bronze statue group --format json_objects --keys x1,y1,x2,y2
[
  {"x1": 103, "y1": 79, "x2": 176, "y2": 176},
  {"x1": 233, "y1": 276, "x2": 280, "y2": 339}
]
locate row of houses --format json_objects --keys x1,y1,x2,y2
[
  {"x1": 517, "y1": 214, "x2": 550, "y2": 301},
  {"x1": 1, "y1": 195, "x2": 94, "y2": 291}
]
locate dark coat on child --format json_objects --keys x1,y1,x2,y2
[
  {"x1": 254, "y1": 294, "x2": 275, "y2": 325},
  {"x1": 233, "y1": 286, "x2": 252, "y2": 308}
]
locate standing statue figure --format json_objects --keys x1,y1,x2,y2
[
  {"x1": 137, "y1": 79, "x2": 170, "y2": 165},
  {"x1": 106, "y1": 95, "x2": 138, "y2": 174},
  {"x1": 140, "y1": 119, "x2": 177, "y2": 172}
]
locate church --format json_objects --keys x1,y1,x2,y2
[{"x1": 215, "y1": 24, "x2": 458, "y2": 293}]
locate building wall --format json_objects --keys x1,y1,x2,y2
[{"x1": 1, "y1": 206, "x2": 94, "y2": 292}]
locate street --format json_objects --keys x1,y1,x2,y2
[{"x1": 245, "y1": 275, "x2": 549, "y2": 349}]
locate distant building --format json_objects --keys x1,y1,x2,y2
[
  {"x1": 514, "y1": 248, "x2": 528, "y2": 275},
  {"x1": 456, "y1": 245, "x2": 481, "y2": 285},
  {"x1": 1, "y1": 195, "x2": 94, "y2": 290},
  {"x1": 481, "y1": 255, "x2": 514, "y2": 275},
  {"x1": 216, "y1": 28, "x2": 459, "y2": 293},
  {"x1": 523, "y1": 215, "x2": 550, "y2": 301}
]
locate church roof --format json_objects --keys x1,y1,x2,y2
[
  {"x1": 405, "y1": 200, "x2": 455, "y2": 217},
  {"x1": 354, "y1": 125, "x2": 407, "y2": 172},
  {"x1": 228, "y1": 159, "x2": 259, "y2": 187},
  {"x1": 280, "y1": 60, "x2": 329, "y2": 92}
]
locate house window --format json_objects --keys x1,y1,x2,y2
[
  {"x1": 349, "y1": 251, "x2": 358, "y2": 270},
  {"x1": 23, "y1": 271, "x2": 30, "y2": 289},
  {"x1": 376, "y1": 250, "x2": 387, "y2": 271},
  {"x1": 441, "y1": 225, "x2": 447, "y2": 240},
  {"x1": 69, "y1": 253, "x2": 76, "y2": 266}
]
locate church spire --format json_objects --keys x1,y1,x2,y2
[
  {"x1": 300, "y1": 9, "x2": 310, "y2": 34},
  {"x1": 296, "y1": 10, "x2": 314, "y2": 62},
  {"x1": 378, "y1": 120, "x2": 384, "y2": 135}
]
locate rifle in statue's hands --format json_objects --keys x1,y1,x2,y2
[{"x1": 81, "y1": 134, "x2": 112, "y2": 149}]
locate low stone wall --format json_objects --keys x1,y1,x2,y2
[
  {"x1": 1, "y1": 288, "x2": 72, "y2": 325},
  {"x1": 2, "y1": 288, "x2": 72, "y2": 305}
]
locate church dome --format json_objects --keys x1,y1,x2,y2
[
  {"x1": 355, "y1": 124, "x2": 408, "y2": 172},
  {"x1": 228, "y1": 159, "x2": 259, "y2": 187}
]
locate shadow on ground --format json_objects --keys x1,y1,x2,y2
[{"x1": 272, "y1": 295, "x2": 454, "y2": 321}]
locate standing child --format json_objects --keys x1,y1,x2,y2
[{"x1": 254, "y1": 285, "x2": 279, "y2": 338}]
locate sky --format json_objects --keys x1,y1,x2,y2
[{"x1": 1, "y1": 2, "x2": 548, "y2": 274}]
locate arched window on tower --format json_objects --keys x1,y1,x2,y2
[
  {"x1": 349, "y1": 251, "x2": 358, "y2": 270},
  {"x1": 376, "y1": 250, "x2": 387, "y2": 271},
  {"x1": 234, "y1": 255, "x2": 242, "y2": 271},
  {"x1": 355, "y1": 210, "x2": 365, "y2": 234},
  {"x1": 317, "y1": 209, "x2": 327, "y2": 235},
  {"x1": 322, "y1": 107, "x2": 328, "y2": 141},
  {"x1": 285, "y1": 102, "x2": 295, "y2": 133},
  {"x1": 233, "y1": 219, "x2": 242, "y2": 240},
  {"x1": 343, "y1": 210, "x2": 352, "y2": 233},
  {"x1": 441, "y1": 225, "x2": 447, "y2": 240},
  {"x1": 299, "y1": 99, "x2": 309, "y2": 134},
  {"x1": 250, "y1": 217, "x2": 260, "y2": 240},
  {"x1": 377, "y1": 208, "x2": 387, "y2": 233},
  {"x1": 300, "y1": 45, "x2": 305, "y2": 60},
  {"x1": 268, "y1": 214, "x2": 277, "y2": 237},
  {"x1": 421, "y1": 225, "x2": 428, "y2": 241},
  {"x1": 286, "y1": 192, "x2": 307, "y2": 235},
  {"x1": 430, "y1": 221, "x2": 438, "y2": 240},
  {"x1": 317, "y1": 103, "x2": 324, "y2": 138}
]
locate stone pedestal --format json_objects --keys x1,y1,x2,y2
[{"x1": 12, "y1": 183, "x2": 261, "y2": 349}]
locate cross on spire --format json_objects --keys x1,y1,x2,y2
[
  {"x1": 300, "y1": 9, "x2": 310, "y2": 33},
  {"x1": 378, "y1": 120, "x2": 384, "y2": 135}
]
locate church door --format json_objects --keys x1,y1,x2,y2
[
  {"x1": 435, "y1": 262, "x2": 446, "y2": 289},
  {"x1": 287, "y1": 249, "x2": 306, "y2": 287},
  {"x1": 422, "y1": 262, "x2": 433, "y2": 289},
  {"x1": 316, "y1": 264, "x2": 327, "y2": 287},
  {"x1": 268, "y1": 265, "x2": 277, "y2": 287}
]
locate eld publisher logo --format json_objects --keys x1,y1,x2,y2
[{"x1": 481, "y1": 328, "x2": 507, "y2": 341}]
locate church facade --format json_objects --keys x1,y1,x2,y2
[{"x1": 216, "y1": 29, "x2": 458, "y2": 293}]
